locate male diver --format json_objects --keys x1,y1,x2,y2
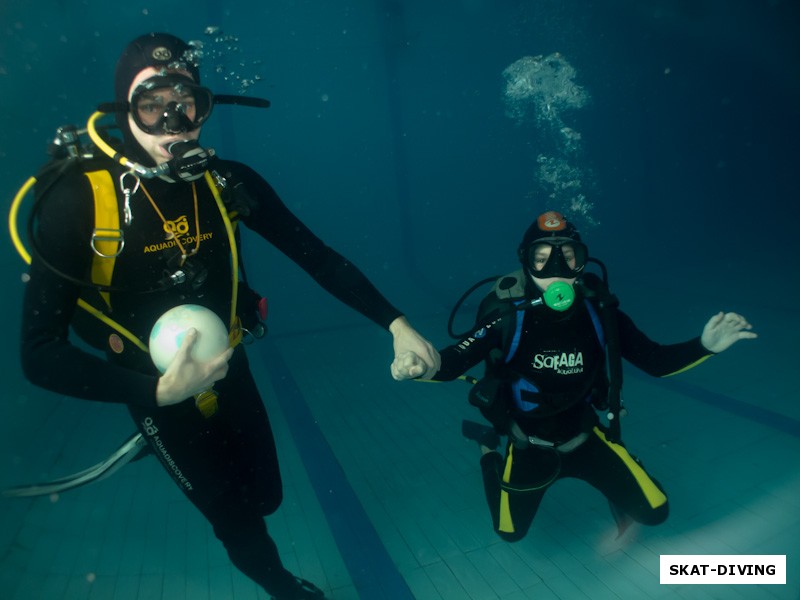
[
  {"x1": 19, "y1": 33, "x2": 440, "y2": 599},
  {"x1": 391, "y1": 211, "x2": 756, "y2": 542}
]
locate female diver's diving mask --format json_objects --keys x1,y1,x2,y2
[
  {"x1": 523, "y1": 238, "x2": 588, "y2": 312},
  {"x1": 129, "y1": 74, "x2": 214, "y2": 135},
  {"x1": 523, "y1": 237, "x2": 588, "y2": 279}
]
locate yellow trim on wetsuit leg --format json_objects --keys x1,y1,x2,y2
[
  {"x1": 593, "y1": 426, "x2": 667, "y2": 509},
  {"x1": 498, "y1": 445, "x2": 516, "y2": 533}
]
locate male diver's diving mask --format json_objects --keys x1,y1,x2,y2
[
  {"x1": 129, "y1": 74, "x2": 214, "y2": 135},
  {"x1": 89, "y1": 73, "x2": 215, "y2": 182},
  {"x1": 90, "y1": 72, "x2": 269, "y2": 182}
]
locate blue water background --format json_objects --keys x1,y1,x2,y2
[
  {"x1": 0, "y1": 2, "x2": 798, "y2": 595},
  {"x1": 2, "y1": 2, "x2": 796, "y2": 338}
]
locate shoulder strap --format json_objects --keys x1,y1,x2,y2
[
  {"x1": 84, "y1": 169, "x2": 123, "y2": 310},
  {"x1": 473, "y1": 270, "x2": 527, "y2": 365},
  {"x1": 503, "y1": 304, "x2": 526, "y2": 363},
  {"x1": 77, "y1": 169, "x2": 244, "y2": 351},
  {"x1": 583, "y1": 298, "x2": 605, "y2": 347},
  {"x1": 578, "y1": 272, "x2": 624, "y2": 442},
  {"x1": 81, "y1": 169, "x2": 148, "y2": 351}
]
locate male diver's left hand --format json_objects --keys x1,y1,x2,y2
[
  {"x1": 391, "y1": 351, "x2": 427, "y2": 381},
  {"x1": 701, "y1": 311, "x2": 758, "y2": 353},
  {"x1": 389, "y1": 316, "x2": 440, "y2": 380}
]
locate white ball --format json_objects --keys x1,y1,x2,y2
[{"x1": 148, "y1": 304, "x2": 229, "y2": 373}]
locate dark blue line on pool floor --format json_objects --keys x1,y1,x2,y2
[
  {"x1": 635, "y1": 373, "x2": 800, "y2": 438},
  {"x1": 259, "y1": 340, "x2": 414, "y2": 600}
]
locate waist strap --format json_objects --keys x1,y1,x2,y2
[{"x1": 509, "y1": 420, "x2": 589, "y2": 453}]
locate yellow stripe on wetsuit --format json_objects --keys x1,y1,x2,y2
[
  {"x1": 498, "y1": 445, "x2": 516, "y2": 533},
  {"x1": 664, "y1": 354, "x2": 712, "y2": 376},
  {"x1": 593, "y1": 426, "x2": 667, "y2": 509},
  {"x1": 496, "y1": 426, "x2": 667, "y2": 534}
]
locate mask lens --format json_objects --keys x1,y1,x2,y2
[
  {"x1": 134, "y1": 95, "x2": 167, "y2": 128},
  {"x1": 526, "y1": 239, "x2": 587, "y2": 278},
  {"x1": 130, "y1": 76, "x2": 213, "y2": 134}
]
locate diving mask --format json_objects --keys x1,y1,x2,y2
[
  {"x1": 522, "y1": 237, "x2": 587, "y2": 279},
  {"x1": 130, "y1": 74, "x2": 213, "y2": 135}
]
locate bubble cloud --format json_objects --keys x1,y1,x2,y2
[{"x1": 503, "y1": 53, "x2": 596, "y2": 223}]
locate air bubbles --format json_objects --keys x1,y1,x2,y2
[
  {"x1": 503, "y1": 53, "x2": 596, "y2": 224},
  {"x1": 503, "y1": 53, "x2": 590, "y2": 126},
  {"x1": 195, "y1": 26, "x2": 265, "y2": 95}
]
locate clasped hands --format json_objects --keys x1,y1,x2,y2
[
  {"x1": 389, "y1": 316, "x2": 440, "y2": 381},
  {"x1": 391, "y1": 350, "x2": 428, "y2": 381},
  {"x1": 156, "y1": 316, "x2": 441, "y2": 405}
]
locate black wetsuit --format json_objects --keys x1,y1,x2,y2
[
  {"x1": 433, "y1": 285, "x2": 712, "y2": 541},
  {"x1": 20, "y1": 157, "x2": 402, "y2": 597}
]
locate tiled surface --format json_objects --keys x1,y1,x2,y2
[{"x1": 1, "y1": 277, "x2": 798, "y2": 599}]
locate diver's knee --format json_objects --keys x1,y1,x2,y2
[{"x1": 211, "y1": 511, "x2": 265, "y2": 544}]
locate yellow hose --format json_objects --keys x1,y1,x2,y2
[
  {"x1": 9, "y1": 176, "x2": 36, "y2": 264},
  {"x1": 10, "y1": 115, "x2": 241, "y2": 359},
  {"x1": 86, "y1": 111, "x2": 132, "y2": 170}
]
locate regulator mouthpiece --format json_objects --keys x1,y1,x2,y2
[
  {"x1": 542, "y1": 280, "x2": 575, "y2": 311},
  {"x1": 161, "y1": 139, "x2": 214, "y2": 182}
]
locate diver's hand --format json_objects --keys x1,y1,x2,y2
[
  {"x1": 701, "y1": 312, "x2": 757, "y2": 353},
  {"x1": 389, "y1": 316, "x2": 441, "y2": 380},
  {"x1": 156, "y1": 328, "x2": 234, "y2": 406},
  {"x1": 391, "y1": 351, "x2": 427, "y2": 381}
]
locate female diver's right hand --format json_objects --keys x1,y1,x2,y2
[{"x1": 156, "y1": 328, "x2": 234, "y2": 406}]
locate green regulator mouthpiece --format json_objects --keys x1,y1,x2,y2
[{"x1": 543, "y1": 281, "x2": 575, "y2": 311}]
